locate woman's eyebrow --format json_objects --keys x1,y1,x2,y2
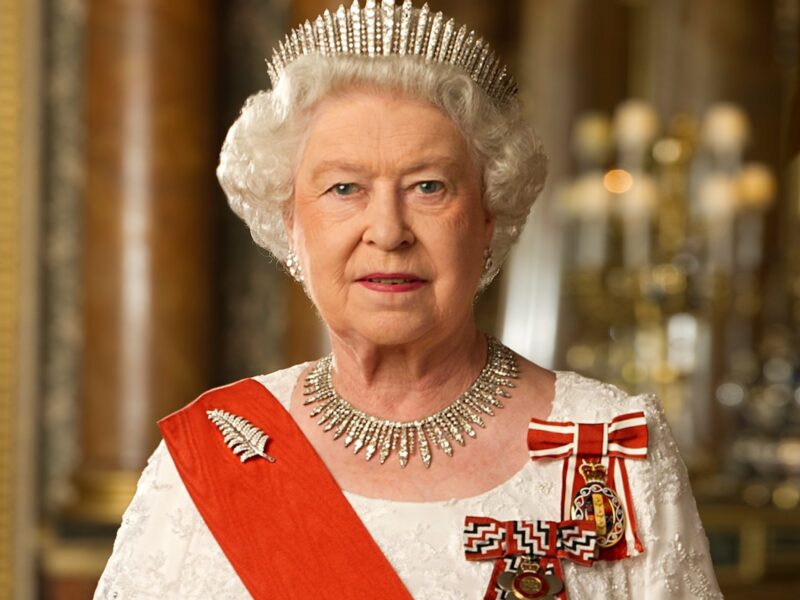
[
  {"x1": 309, "y1": 156, "x2": 460, "y2": 181},
  {"x1": 401, "y1": 157, "x2": 460, "y2": 174},
  {"x1": 309, "y1": 160, "x2": 371, "y2": 180}
]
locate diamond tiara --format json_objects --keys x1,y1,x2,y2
[{"x1": 266, "y1": 0, "x2": 518, "y2": 105}]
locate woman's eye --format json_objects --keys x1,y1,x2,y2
[
  {"x1": 330, "y1": 183, "x2": 360, "y2": 196},
  {"x1": 416, "y1": 181, "x2": 444, "y2": 194}
]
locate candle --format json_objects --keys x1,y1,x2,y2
[
  {"x1": 701, "y1": 103, "x2": 750, "y2": 172},
  {"x1": 617, "y1": 174, "x2": 658, "y2": 268},
  {"x1": 613, "y1": 100, "x2": 660, "y2": 171},
  {"x1": 572, "y1": 171, "x2": 611, "y2": 268},
  {"x1": 699, "y1": 174, "x2": 737, "y2": 273},
  {"x1": 572, "y1": 112, "x2": 612, "y2": 171},
  {"x1": 736, "y1": 163, "x2": 775, "y2": 270}
]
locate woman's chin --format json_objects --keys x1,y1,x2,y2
[{"x1": 333, "y1": 315, "x2": 443, "y2": 348}]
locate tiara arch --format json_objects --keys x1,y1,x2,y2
[{"x1": 265, "y1": 0, "x2": 519, "y2": 106}]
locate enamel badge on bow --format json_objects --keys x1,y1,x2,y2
[{"x1": 527, "y1": 412, "x2": 648, "y2": 561}]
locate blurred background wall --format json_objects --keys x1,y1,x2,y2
[{"x1": 2, "y1": 0, "x2": 799, "y2": 598}]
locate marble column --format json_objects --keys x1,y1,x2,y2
[{"x1": 73, "y1": 0, "x2": 219, "y2": 523}]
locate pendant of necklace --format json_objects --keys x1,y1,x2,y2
[{"x1": 302, "y1": 336, "x2": 519, "y2": 468}]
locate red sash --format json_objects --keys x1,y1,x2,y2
[{"x1": 158, "y1": 378, "x2": 413, "y2": 600}]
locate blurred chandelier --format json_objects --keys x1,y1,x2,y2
[{"x1": 559, "y1": 99, "x2": 800, "y2": 509}]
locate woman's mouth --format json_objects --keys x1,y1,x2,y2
[
  {"x1": 357, "y1": 273, "x2": 427, "y2": 292},
  {"x1": 366, "y1": 277, "x2": 417, "y2": 284}
]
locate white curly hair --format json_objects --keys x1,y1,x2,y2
[{"x1": 217, "y1": 54, "x2": 547, "y2": 289}]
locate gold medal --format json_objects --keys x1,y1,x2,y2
[
  {"x1": 497, "y1": 558, "x2": 563, "y2": 600},
  {"x1": 570, "y1": 460, "x2": 625, "y2": 548}
]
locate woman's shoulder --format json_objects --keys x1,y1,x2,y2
[
  {"x1": 552, "y1": 370, "x2": 663, "y2": 423},
  {"x1": 171, "y1": 362, "x2": 313, "y2": 415},
  {"x1": 553, "y1": 370, "x2": 685, "y2": 501},
  {"x1": 249, "y1": 361, "x2": 311, "y2": 409}
]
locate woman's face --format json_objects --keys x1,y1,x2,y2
[{"x1": 288, "y1": 89, "x2": 493, "y2": 347}]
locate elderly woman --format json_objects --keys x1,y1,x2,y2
[{"x1": 95, "y1": 2, "x2": 722, "y2": 599}]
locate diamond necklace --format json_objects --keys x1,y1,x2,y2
[{"x1": 302, "y1": 336, "x2": 519, "y2": 468}]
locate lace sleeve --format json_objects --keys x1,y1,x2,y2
[
  {"x1": 627, "y1": 393, "x2": 723, "y2": 599},
  {"x1": 557, "y1": 388, "x2": 724, "y2": 599},
  {"x1": 93, "y1": 441, "x2": 250, "y2": 599}
]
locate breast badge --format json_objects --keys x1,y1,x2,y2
[
  {"x1": 497, "y1": 558, "x2": 564, "y2": 600},
  {"x1": 570, "y1": 460, "x2": 625, "y2": 548}
]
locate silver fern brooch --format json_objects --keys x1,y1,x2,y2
[{"x1": 206, "y1": 409, "x2": 277, "y2": 463}]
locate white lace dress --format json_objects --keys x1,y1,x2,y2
[{"x1": 94, "y1": 366, "x2": 723, "y2": 599}]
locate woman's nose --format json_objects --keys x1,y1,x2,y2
[{"x1": 362, "y1": 185, "x2": 415, "y2": 250}]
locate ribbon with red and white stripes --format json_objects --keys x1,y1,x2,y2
[
  {"x1": 528, "y1": 411, "x2": 648, "y2": 561},
  {"x1": 464, "y1": 516, "x2": 598, "y2": 600}
]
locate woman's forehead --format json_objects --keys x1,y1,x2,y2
[{"x1": 300, "y1": 90, "x2": 471, "y2": 169}]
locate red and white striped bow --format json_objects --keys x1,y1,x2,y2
[
  {"x1": 464, "y1": 516, "x2": 598, "y2": 600},
  {"x1": 464, "y1": 516, "x2": 598, "y2": 565},
  {"x1": 528, "y1": 411, "x2": 648, "y2": 561},
  {"x1": 528, "y1": 411, "x2": 647, "y2": 460}
]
